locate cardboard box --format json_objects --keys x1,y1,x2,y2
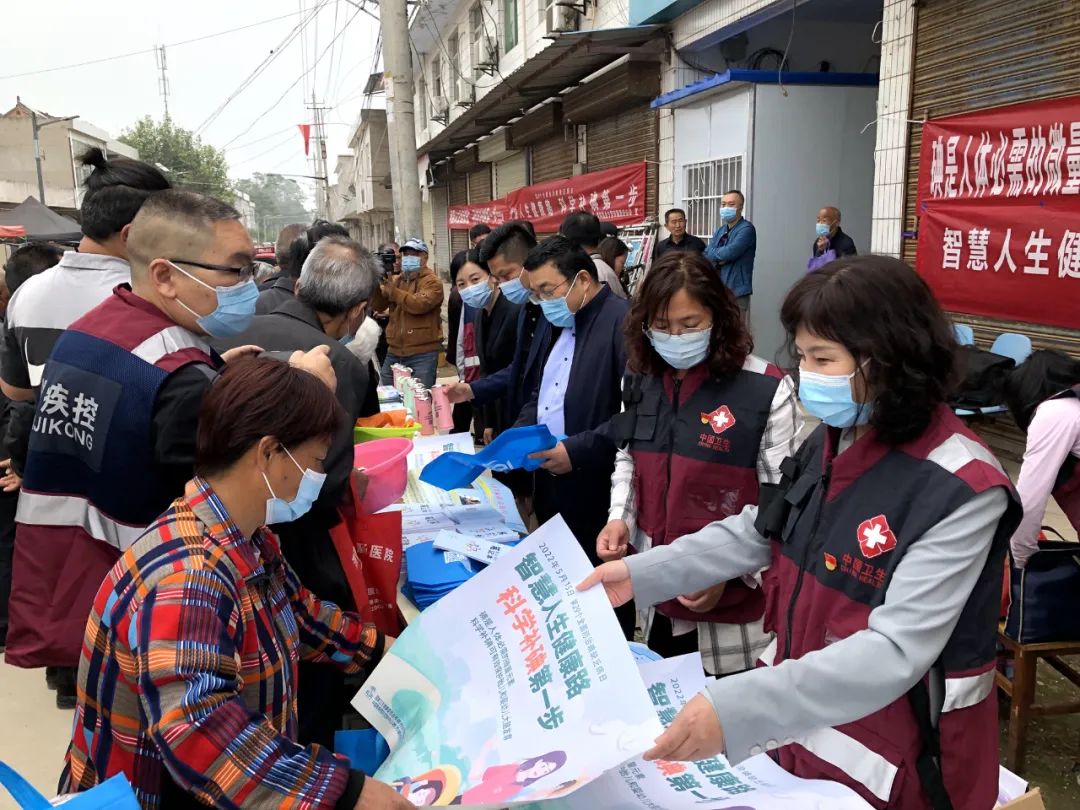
[{"x1": 997, "y1": 788, "x2": 1047, "y2": 809}]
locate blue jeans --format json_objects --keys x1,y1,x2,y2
[{"x1": 381, "y1": 351, "x2": 439, "y2": 388}]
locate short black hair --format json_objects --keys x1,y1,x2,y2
[
  {"x1": 723, "y1": 189, "x2": 745, "y2": 205},
  {"x1": 308, "y1": 219, "x2": 349, "y2": 243},
  {"x1": 275, "y1": 223, "x2": 307, "y2": 276},
  {"x1": 524, "y1": 235, "x2": 597, "y2": 281},
  {"x1": 284, "y1": 220, "x2": 351, "y2": 280},
  {"x1": 468, "y1": 223, "x2": 492, "y2": 242},
  {"x1": 1004, "y1": 350, "x2": 1080, "y2": 431},
  {"x1": 479, "y1": 221, "x2": 537, "y2": 266},
  {"x1": 4, "y1": 243, "x2": 63, "y2": 294},
  {"x1": 664, "y1": 208, "x2": 686, "y2": 222},
  {"x1": 559, "y1": 212, "x2": 602, "y2": 250},
  {"x1": 450, "y1": 248, "x2": 486, "y2": 283},
  {"x1": 781, "y1": 255, "x2": 957, "y2": 445},
  {"x1": 78, "y1": 147, "x2": 172, "y2": 241},
  {"x1": 135, "y1": 188, "x2": 240, "y2": 224},
  {"x1": 600, "y1": 222, "x2": 619, "y2": 239}
]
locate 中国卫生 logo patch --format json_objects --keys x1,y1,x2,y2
[
  {"x1": 857, "y1": 515, "x2": 898, "y2": 559},
  {"x1": 700, "y1": 405, "x2": 735, "y2": 435}
]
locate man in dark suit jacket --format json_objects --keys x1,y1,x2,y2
[
  {"x1": 812, "y1": 206, "x2": 858, "y2": 259},
  {"x1": 211, "y1": 234, "x2": 378, "y2": 748}
]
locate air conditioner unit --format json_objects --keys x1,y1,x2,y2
[
  {"x1": 431, "y1": 96, "x2": 451, "y2": 124},
  {"x1": 456, "y1": 81, "x2": 475, "y2": 108},
  {"x1": 546, "y1": 1, "x2": 582, "y2": 33},
  {"x1": 475, "y1": 39, "x2": 499, "y2": 76}
]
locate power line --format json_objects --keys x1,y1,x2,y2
[
  {"x1": 324, "y1": 0, "x2": 344, "y2": 101},
  {"x1": 230, "y1": 129, "x2": 305, "y2": 169},
  {"x1": 221, "y1": 7, "x2": 363, "y2": 149},
  {"x1": 227, "y1": 125, "x2": 299, "y2": 152},
  {"x1": 0, "y1": 11, "x2": 307, "y2": 81}
]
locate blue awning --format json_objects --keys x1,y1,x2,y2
[{"x1": 651, "y1": 69, "x2": 879, "y2": 109}]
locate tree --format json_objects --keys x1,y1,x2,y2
[
  {"x1": 120, "y1": 117, "x2": 232, "y2": 200},
  {"x1": 233, "y1": 173, "x2": 313, "y2": 242}
]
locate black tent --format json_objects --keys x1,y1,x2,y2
[{"x1": 0, "y1": 196, "x2": 81, "y2": 243}]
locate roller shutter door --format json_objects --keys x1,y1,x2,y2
[
  {"x1": 431, "y1": 186, "x2": 450, "y2": 278},
  {"x1": 530, "y1": 133, "x2": 576, "y2": 184},
  {"x1": 468, "y1": 164, "x2": 492, "y2": 204},
  {"x1": 449, "y1": 172, "x2": 470, "y2": 256},
  {"x1": 494, "y1": 152, "x2": 528, "y2": 196},
  {"x1": 904, "y1": 0, "x2": 1080, "y2": 458},
  {"x1": 586, "y1": 103, "x2": 659, "y2": 221}
]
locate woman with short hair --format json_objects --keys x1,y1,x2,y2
[
  {"x1": 61, "y1": 357, "x2": 409, "y2": 810},
  {"x1": 583, "y1": 256, "x2": 1022, "y2": 810}
]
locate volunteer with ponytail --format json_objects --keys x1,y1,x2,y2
[
  {"x1": 581, "y1": 256, "x2": 1021, "y2": 810},
  {"x1": 598, "y1": 251, "x2": 801, "y2": 675}
]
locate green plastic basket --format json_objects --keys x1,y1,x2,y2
[{"x1": 353, "y1": 425, "x2": 422, "y2": 443}]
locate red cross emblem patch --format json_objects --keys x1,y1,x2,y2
[
  {"x1": 700, "y1": 405, "x2": 736, "y2": 435},
  {"x1": 857, "y1": 515, "x2": 898, "y2": 559}
]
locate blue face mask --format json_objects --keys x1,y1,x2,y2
[
  {"x1": 171, "y1": 262, "x2": 259, "y2": 337},
  {"x1": 798, "y1": 368, "x2": 872, "y2": 428},
  {"x1": 263, "y1": 446, "x2": 327, "y2": 525},
  {"x1": 540, "y1": 274, "x2": 581, "y2": 328},
  {"x1": 720, "y1": 206, "x2": 738, "y2": 224},
  {"x1": 499, "y1": 276, "x2": 530, "y2": 305},
  {"x1": 459, "y1": 279, "x2": 493, "y2": 309},
  {"x1": 401, "y1": 255, "x2": 421, "y2": 274},
  {"x1": 648, "y1": 328, "x2": 711, "y2": 369},
  {"x1": 816, "y1": 222, "x2": 831, "y2": 237}
]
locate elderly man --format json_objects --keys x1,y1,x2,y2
[
  {"x1": 704, "y1": 189, "x2": 756, "y2": 315},
  {"x1": 373, "y1": 237, "x2": 444, "y2": 388},
  {"x1": 5, "y1": 190, "x2": 331, "y2": 694},
  {"x1": 214, "y1": 234, "x2": 380, "y2": 746},
  {"x1": 812, "y1": 206, "x2": 857, "y2": 259}
]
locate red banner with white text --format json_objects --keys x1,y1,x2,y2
[
  {"x1": 915, "y1": 95, "x2": 1080, "y2": 330},
  {"x1": 448, "y1": 161, "x2": 647, "y2": 232}
]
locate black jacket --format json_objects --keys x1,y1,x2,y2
[
  {"x1": 474, "y1": 292, "x2": 523, "y2": 435},
  {"x1": 211, "y1": 298, "x2": 378, "y2": 608},
  {"x1": 255, "y1": 276, "x2": 296, "y2": 315},
  {"x1": 812, "y1": 227, "x2": 857, "y2": 258},
  {"x1": 653, "y1": 233, "x2": 707, "y2": 261}
]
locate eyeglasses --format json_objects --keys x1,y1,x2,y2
[
  {"x1": 535, "y1": 277, "x2": 572, "y2": 302},
  {"x1": 169, "y1": 258, "x2": 255, "y2": 282}
]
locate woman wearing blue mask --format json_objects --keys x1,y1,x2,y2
[
  {"x1": 599, "y1": 250, "x2": 802, "y2": 676},
  {"x1": 455, "y1": 250, "x2": 523, "y2": 442},
  {"x1": 580, "y1": 256, "x2": 1022, "y2": 810},
  {"x1": 62, "y1": 356, "x2": 412, "y2": 810}
]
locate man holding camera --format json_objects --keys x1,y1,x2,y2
[{"x1": 372, "y1": 237, "x2": 444, "y2": 388}]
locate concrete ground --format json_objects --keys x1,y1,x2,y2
[{"x1": 0, "y1": 445, "x2": 1076, "y2": 806}]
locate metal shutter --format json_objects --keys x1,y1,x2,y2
[
  {"x1": 530, "y1": 133, "x2": 576, "y2": 184},
  {"x1": 585, "y1": 103, "x2": 659, "y2": 222},
  {"x1": 904, "y1": 0, "x2": 1080, "y2": 459},
  {"x1": 431, "y1": 185, "x2": 450, "y2": 278},
  {"x1": 449, "y1": 173, "x2": 470, "y2": 255},
  {"x1": 468, "y1": 164, "x2": 492, "y2": 204},
  {"x1": 494, "y1": 152, "x2": 528, "y2": 197}
]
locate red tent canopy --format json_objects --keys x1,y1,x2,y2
[{"x1": 0, "y1": 225, "x2": 27, "y2": 238}]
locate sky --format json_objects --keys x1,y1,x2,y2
[{"x1": 0, "y1": 0, "x2": 382, "y2": 198}]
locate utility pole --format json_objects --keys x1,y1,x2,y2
[
  {"x1": 307, "y1": 91, "x2": 331, "y2": 219},
  {"x1": 156, "y1": 45, "x2": 171, "y2": 120},
  {"x1": 379, "y1": 0, "x2": 422, "y2": 240},
  {"x1": 31, "y1": 111, "x2": 78, "y2": 206}
]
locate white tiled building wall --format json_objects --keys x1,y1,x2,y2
[{"x1": 870, "y1": 0, "x2": 915, "y2": 257}]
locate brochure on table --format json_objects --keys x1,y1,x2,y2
[{"x1": 354, "y1": 517, "x2": 875, "y2": 809}]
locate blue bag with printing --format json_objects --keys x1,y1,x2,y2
[{"x1": 0, "y1": 761, "x2": 140, "y2": 810}]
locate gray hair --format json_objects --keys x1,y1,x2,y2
[{"x1": 296, "y1": 235, "x2": 379, "y2": 316}]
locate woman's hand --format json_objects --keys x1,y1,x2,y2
[
  {"x1": 643, "y1": 694, "x2": 725, "y2": 763},
  {"x1": 597, "y1": 519, "x2": 630, "y2": 562},
  {"x1": 576, "y1": 561, "x2": 633, "y2": 608},
  {"x1": 354, "y1": 777, "x2": 413, "y2": 809},
  {"x1": 483, "y1": 427, "x2": 494, "y2": 445},
  {"x1": 676, "y1": 582, "x2": 726, "y2": 613},
  {"x1": 530, "y1": 442, "x2": 571, "y2": 475}
]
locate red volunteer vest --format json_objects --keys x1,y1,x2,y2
[{"x1": 758, "y1": 407, "x2": 1021, "y2": 810}]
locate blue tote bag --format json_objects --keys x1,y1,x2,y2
[{"x1": 0, "y1": 761, "x2": 140, "y2": 810}]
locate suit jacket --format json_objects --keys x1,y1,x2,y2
[
  {"x1": 474, "y1": 292, "x2": 523, "y2": 434},
  {"x1": 255, "y1": 276, "x2": 295, "y2": 315},
  {"x1": 470, "y1": 301, "x2": 549, "y2": 428}
]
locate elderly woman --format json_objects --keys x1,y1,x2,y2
[{"x1": 60, "y1": 358, "x2": 410, "y2": 810}]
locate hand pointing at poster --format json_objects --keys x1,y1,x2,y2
[
  {"x1": 576, "y1": 560, "x2": 633, "y2": 607},
  {"x1": 642, "y1": 694, "x2": 726, "y2": 763}
]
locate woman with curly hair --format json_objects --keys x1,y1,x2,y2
[
  {"x1": 582, "y1": 256, "x2": 1022, "y2": 810},
  {"x1": 597, "y1": 250, "x2": 802, "y2": 676}
]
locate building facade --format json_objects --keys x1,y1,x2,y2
[{"x1": 335, "y1": 109, "x2": 395, "y2": 250}]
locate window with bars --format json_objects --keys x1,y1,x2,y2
[
  {"x1": 683, "y1": 155, "x2": 743, "y2": 238},
  {"x1": 431, "y1": 54, "x2": 443, "y2": 102}
]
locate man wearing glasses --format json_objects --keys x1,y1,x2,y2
[
  {"x1": 653, "y1": 208, "x2": 707, "y2": 261},
  {"x1": 6, "y1": 190, "x2": 331, "y2": 693}
]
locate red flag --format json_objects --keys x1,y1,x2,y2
[{"x1": 298, "y1": 123, "x2": 312, "y2": 156}]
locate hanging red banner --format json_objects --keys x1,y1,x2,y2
[
  {"x1": 298, "y1": 123, "x2": 312, "y2": 156},
  {"x1": 448, "y1": 161, "x2": 647, "y2": 232},
  {"x1": 915, "y1": 95, "x2": 1080, "y2": 329}
]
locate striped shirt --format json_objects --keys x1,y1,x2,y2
[{"x1": 61, "y1": 477, "x2": 382, "y2": 810}]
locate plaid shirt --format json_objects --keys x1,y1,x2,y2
[
  {"x1": 609, "y1": 365, "x2": 802, "y2": 675},
  {"x1": 61, "y1": 478, "x2": 382, "y2": 810}
]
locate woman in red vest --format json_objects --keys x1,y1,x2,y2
[
  {"x1": 582, "y1": 256, "x2": 1021, "y2": 810},
  {"x1": 597, "y1": 250, "x2": 802, "y2": 675}
]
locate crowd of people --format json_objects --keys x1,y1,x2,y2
[{"x1": 0, "y1": 144, "x2": 1075, "y2": 810}]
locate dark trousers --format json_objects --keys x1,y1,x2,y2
[
  {"x1": 534, "y1": 472, "x2": 636, "y2": 640},
  {"x1": 0, "y1": 489, "x2": 17, "y2": 645},
  {"x1": 647, "y1": 612, "x2": 699, "y2": 658}
]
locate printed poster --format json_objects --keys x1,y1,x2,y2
[{"x1": 354, "y1": 516, "x2": 662, "y2": 806}]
